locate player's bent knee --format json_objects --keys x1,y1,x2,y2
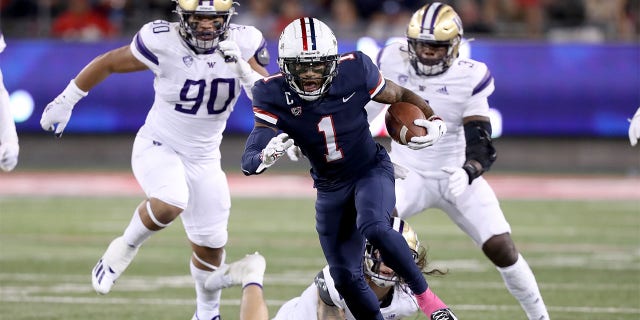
[
  {"x1": 188, "y1": 232, "x2": 228, "y2": 249},
  {"x1": 145, "y1": 198, "x2": 183, "y2": 226},
  {"x1": 482, "y1": 233, "x2": 518, "y2": 267},
  {"x1": 328, "y1": 266, "x2": 358, "y2": 289}
]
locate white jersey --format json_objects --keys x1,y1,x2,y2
[
  {"x1": 272, "y1": 266, "x2": 418, "y2": 320},
  {"x1": 0, "y1": 33, "x2": 5, "y2": 53},
  {"x1": 368, "y1": 41, "x2": 494, "y2": 178},
  {"x1": 130, "y1": 21, "x2": 264, "y2": 159}
]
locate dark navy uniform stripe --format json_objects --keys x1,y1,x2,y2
[{"x1": 308, "y1": 17, "x2": 317, "y2": 50}]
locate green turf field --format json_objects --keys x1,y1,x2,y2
[{"x1": 0, "y1": 196, "x2": 638, "y2": 320}]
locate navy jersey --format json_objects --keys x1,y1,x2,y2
[{"x1": 252, "y1": 51, "x2": 387, "y2": 187}]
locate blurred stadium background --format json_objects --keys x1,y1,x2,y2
[
  {"x1": 1, "y1": 0, "x2": 639, "y2": 319},
  {"x1": 1, "y1": 0, "x2": 639, "y2": 172}
]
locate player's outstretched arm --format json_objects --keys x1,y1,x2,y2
[
  {"x1": 40, "y1": 46, "x2": 147, "y2": 138},
  {"x1": 629, "y1": 107, "x2": 640, "y2": 146},
  {"x1": 372, "y1": 79, "x2": 432, "y2": 117},
  {"x1": 373, "y1": 79, "x2": 447, "y2": 149},
  {"x1": 218, "y1": 40, "x2": 269, "y2": 100},
  {"x1": 241, "y1": 124, "x2": 293, "y2": 175}
]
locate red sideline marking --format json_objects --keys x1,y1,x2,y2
[{"x1": 0, "y1": 172, "x2": 638, "y2": 200}]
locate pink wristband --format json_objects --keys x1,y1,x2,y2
[{"x1": 415, "y1": 287, "x2": 447, "y2": 316}]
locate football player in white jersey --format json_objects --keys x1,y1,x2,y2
[
  {"x1": 39, "y1": 1, "x2": 269, "y2": 319},
  {"x1": 366, "y1": 3, "x2": 550, "y2": 320},
  {"x1": 0, "y1": 31, "x2": 20, "y2": 172},
  {"x1": 272, "y1": 217, "x2": 449, "y2": 320},
  {"x1": 205, "y1": 218, "x2": 454, "y2": 320},
  {"x1": 629, "y1": 107, "x2": 640, "y2": 146}
]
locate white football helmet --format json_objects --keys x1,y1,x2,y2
[
  {"x1": 406, "y1": 2, "x2": 463, "y2": 76},
  {"x1": 174, "y1": 0, "x2": 236, "y2": 53},
  {"x1": 363, "y1": 217, "x2": 426, "y2": 288},
  {"x1": 278, "y1": 17, "x2": 339, "y2": 101}
]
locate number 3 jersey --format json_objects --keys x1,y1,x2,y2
[
  {"x1": 372, "y1": 41, "x2": 495, "y2": 178},
  {"x1": 130, "y1": 20, "x2": 266, "y2": 159}
]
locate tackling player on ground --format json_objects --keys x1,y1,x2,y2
[
  {"x1": 366, "y1": 3, "x2": 550, "y2": 319},
  {"x1": 271, "y1": 217, "x2": 448, "y2": 319},
  {"x1": 39, "y1": 1, "x2": 269, "y2": 319},
  {"x1": 240, "y1": 17, "x2": 455, "y2": 320},
  {"x1": 205, "y1": 218, "x2": 451, "y2": 320}
]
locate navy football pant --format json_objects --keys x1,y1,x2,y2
[{"x1": 315, "y1": 160, "x2": 428, "y2": 319}]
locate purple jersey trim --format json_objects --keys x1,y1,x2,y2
[
  {"x1": 472, "y1": 69, "x2": 493, "y2": 96},
  {"x1": 134, "y1": 32, "x2": 159, "y2": 66}
]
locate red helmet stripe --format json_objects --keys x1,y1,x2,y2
[{"x1": 299, "y1": 18, "x2": 308, "y2": 51}]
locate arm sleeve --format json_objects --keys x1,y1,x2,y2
[{"x1": 241, "y1": 125, "x2": 277, "y2": 175}]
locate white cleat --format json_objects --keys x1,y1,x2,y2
[
  {"x1": 204, "y1": 252, "x2": 266, "y2": 291},
  {"x1": 91, "y1": 236, "x2": 139, "y2": 294},
  {"x1": 190, "y1": 313, "x2": 221, "y2": 320}
]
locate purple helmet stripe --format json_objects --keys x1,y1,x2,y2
[{"x1": 429, "y1": 3, "x2": 444, "y2": 35}]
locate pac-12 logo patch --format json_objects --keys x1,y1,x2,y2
[
  {"x1": 398, "y1": 75, "x2": 408, "y2": 85},
  {"x1": 183, "y1": 56, "x2": 194, "y2": 67},
  {"x1": 290, "y1": 106, "x2": 302, "y2": 116}
]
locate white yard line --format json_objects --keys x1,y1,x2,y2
[
  {"x1": 1, "y1": 172, "x2": 639, "y2": 199},
  {"x1": 1, "y1": 294, "x2": 638, "y2": 315}
]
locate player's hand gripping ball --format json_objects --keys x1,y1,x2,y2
[{"x1": 385, "y1": 102, "x2": 427, "y2": 145}]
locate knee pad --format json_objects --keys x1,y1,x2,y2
[{"x1": 187, "y1": 232, "x2": 228, "y2": 249}]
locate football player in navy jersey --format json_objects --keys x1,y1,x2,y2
[{"x1": 240, "y1": 17, "x2": 456, "y2": 320}]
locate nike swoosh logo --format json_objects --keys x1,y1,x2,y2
[{"x1": 343, "y1": 92, "x2": 356, "y2": 103}]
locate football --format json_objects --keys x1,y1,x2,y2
[{"x1": 385, "y1": 102, "x2": 427, "y2": 145}]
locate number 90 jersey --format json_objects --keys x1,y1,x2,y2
[{"x1": 130, "y1": 20, "x2": 266, "y2": 159}]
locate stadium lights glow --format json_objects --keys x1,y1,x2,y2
[{"x1": 9, "y1": 90, "x2": 34, "y2": 123}]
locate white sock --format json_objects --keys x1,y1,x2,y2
[
  {"x1": 122, "y1": 209, "x2": 155, "y2": 248},
  {"x1": 191, "y1": 259, "x2": 222, "y2": 319},
  {"x1": 498, "y1": 254, "x2": 550, "y2": 320}
]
